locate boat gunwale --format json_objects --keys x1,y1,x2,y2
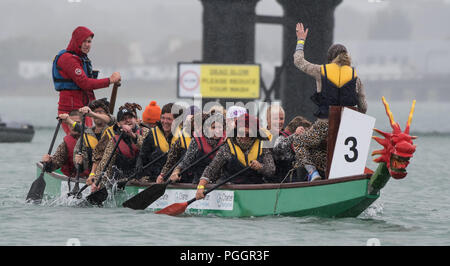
[{"x1": 37, "y1": 162, "x2": 372, "y2": 191}]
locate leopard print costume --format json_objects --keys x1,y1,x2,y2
[{"x1": 292, "y1": 120, "x2": 328, "y2": 173}]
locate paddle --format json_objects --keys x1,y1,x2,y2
[
  {"x1": 109, "y1": 82, "x2": 120, "y2": 114},
  {"x1": 121, "y1": 155, "x2": 184, "y2": 210},
  {"x1": 155, "y1": 166, "x2": 250, "y2": 216},
  {"x1": 74, "y1": 131, "x2": 124, "y2": 202},
  {"x1": 68, "y1": 114, "x2": 86, "y2": 196},
  {"x1": 116, "y1": 153, "x2": 168, "y2": 190},
  {"x1": 26, "y1": 118, "x2": 62, "y2": 203},
  {"x1": 122, "y1": 141, "x2": 226, "y2": 210}
]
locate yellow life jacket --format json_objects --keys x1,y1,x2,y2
[
  {"x1": 227, "y1": 138, "x2": 262, "y2": 167},
  {"x1": 101, "y1": 125, "x2": 115, "y2": 140},
  {"x1": 172, "y1": 127, "x2": 192, "y2": 149},
  {"x1": 320, "y1": 63, "x2": 357, "y2": 88},
  {"x1": 151, "y1": 126, "x2": 177, "y2": 153},
  {"x1": 82, "y1": 133, "x2": 99, "y2": 150},
  {"x1": 260, "y1": 128, "x2": 273, "y2": 142}
]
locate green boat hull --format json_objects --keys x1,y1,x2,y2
[{"x1": 37, "y1": 163, "x2": 387, "y2": 218}]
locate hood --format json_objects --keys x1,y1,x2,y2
[{"x1": 67, "y1": 26, "x2": 94, "y2": 55}]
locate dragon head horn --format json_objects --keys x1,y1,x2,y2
[
  {"x1": 382, "y1": 96, "x2": 401, "y2": 132},
  {"x1": 405, "y1": 100, "x2": 416, "y2": 135}
]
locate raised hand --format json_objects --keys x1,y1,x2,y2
[{"x1": 296, "y1": 22, "x2": 309, "y2": 40}]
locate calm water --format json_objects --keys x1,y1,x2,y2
[{"x1": 0, "y1": 96, "x2": 449, "y2": 246}]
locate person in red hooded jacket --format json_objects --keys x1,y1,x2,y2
[{"x1": 53, "y1": 26, "x2": 121, "y2": 134}]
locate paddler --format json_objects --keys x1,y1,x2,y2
[
  {"x1": 167, "y1": 112, "x2": 227, "y2": 184},
  {"x1": 225, "y1": 106, "x2": 247, "y2": 134},
  {"x1": 153, "y1": 105, "x2": 201, "y2": 183},
  {"x1": 41, "y1": 110, "x2": 89, "y2": 178},
  {"x1": 292, "y1": 22, "x2": 367, "y2": 181},
  {"x1": 89, "y1": 103, "x2": 149, "y2": 191},
  {"x1": 135, "y1": 103, "x2": 184, "y2": 182},
  {"x1": 261, "y1": 104, "x2": 285, "y2": 150},
  {"x1": 72, "y1": 98, "x2": 117, "y2": 179},
  {"x1": 52, "y1": 26, "x2": 121, "y2": 134},
  {"x1": 272, "y1": 116, "x2": 312, "y2": 182},
  {"x1": 195, "y1": 113, "x2": 275, "y2": 200}
]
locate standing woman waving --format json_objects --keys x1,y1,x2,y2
[
  {"x1": 52, "y1": 26, "x2": 121, "y2": 134},
  {"x1": 292, "y1": 22, "x2": 367, "y2": 181}
]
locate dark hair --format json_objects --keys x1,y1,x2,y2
[
  {"x1": 327, "y1": 44, "x2": 348, "y2": 63},
  {"x1": 286, "y1": 116, "x2": 312, "y2": 133},
  {"x1": 117, "y1": 102, "x2": 142, "y2": 121},
  {"x1": 161, "y1": 103, "x2": 184, "y2": 119},
  {"x1": 88, "y1": 98, "x2": 110, "y2": 114}
]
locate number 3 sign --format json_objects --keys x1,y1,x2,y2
[{"x1": 328, "y1": 108, "x2": 376, "y2": 179}]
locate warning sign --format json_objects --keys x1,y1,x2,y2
[{"x1": 178, "y1": 63, "x2": 260, "y2": 99}]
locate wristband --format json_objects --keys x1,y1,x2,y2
[
  {"x1": 72, "y1": 122, "x2": 77, "y2": 128},
  {"x1": 89, "y1": 173, "x2": 95, "y2": 176},
  {"x1": 197, "y1": 185, "x2": 205, "y2": 189},
  {"x1": 297, "y1": 39, "x2": 305, "y2": 45}
]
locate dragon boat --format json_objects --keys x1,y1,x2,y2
[{"x1": 35, "y1": 98, "x2": 417, "y2": 218}]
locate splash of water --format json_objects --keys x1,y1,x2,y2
[
  {"x1": 361, "y1": 202, "x2": 384, "y2": 218},
  {"x1": 44, "y1": 194, "x2": 88, "y2": 207}
]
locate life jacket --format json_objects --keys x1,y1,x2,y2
[
  {"x1": 150, "y1": 126, "x2": 177, "y2": 153},
  {"x1": 280, "y1": 130, "x2": 290, "y2": 138},
  {"x1": 311, "y1": 63, "x2": 358, "y2": 118},
  {"x1": 81, "y1": 130, "x2": 101, "y2": 170},
  {"x1": 112, "y1": 128, "x2": 143, "y2": 176},
  {"x1": 83, "y1": 133, "x2": 99, "y2": 150},
  {"x1": 172, "y1": 127, "x2": 192, "y2": 150},
  {"x1": 225, "y1": 138, "x2": 264, "y2": 184},
  {"x1": 195, "y1": 134, "x2": 225, "y2": 160},
  {"x1": 61, "y1": 135, "x2": 78, "y2": 177},
  {"x1": 190, "y1": 134, "x2": 226, "y2": 184},
  {"x1": 260, "y1": 128, "x2": 273, "y2": 142},
  {"x1": 102, "y1": 125, "x2": 116, "y2": 141},
  {"x1": 52, "y1": 49, "x2": 96, "y2": 91}
]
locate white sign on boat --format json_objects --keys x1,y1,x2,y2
[
  {"x1": 146, "y1": 189, "x2": 234, "y2": 211},
  {"x1": 329, "y1": 108, "x2": 376, "y2": 179}
]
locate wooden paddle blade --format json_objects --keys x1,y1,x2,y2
[
  {"x1": 86, "y1": 187, "x2": 108, "y2": 206},
  {"x1": 26, "y1": 172, "x2": 46, "y2": 203},
  {"x1": 155, "y1": 202, "x2": 188, "y2": 216},
  {"x1": 122, "y1": 184, "x2": 167, "y2": 210}
]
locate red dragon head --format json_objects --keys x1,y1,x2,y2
[{"x1": 372, "y1": 97, "x2": 417, "y2": 179}]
